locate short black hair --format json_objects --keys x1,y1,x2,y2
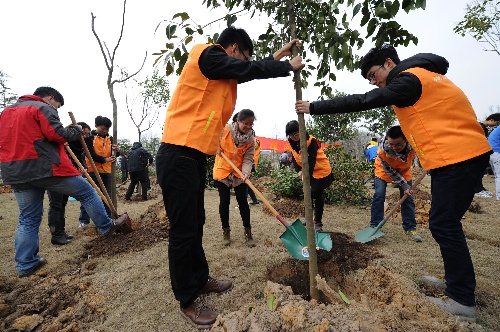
[
  {"x1": 285, "y1": 120, "x2": 299, "y2": 136},
  {"x1": 360, "y1": 44, "x2": 400, "y2": 79},
  {"x1": 33, "y1": 86, "x2": 64, "y2": 106},
  {"x1": 77, "y1": 122, "x2": 91, "y2": 131},
  {"x1": 95, "y1": 116, "x2": 112, "y2": 128},
  {"x1": 216, "y1": 26, "x2": 254, "y2": 56},
  {"x1": 486, "y1": 113, "x2": 500, "y2": 121},
  {"x1": 386, "y1": 125, "x2": 405, "y2": 140}
]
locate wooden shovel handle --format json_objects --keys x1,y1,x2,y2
[
  {"x1": 65, "y1": 145, "x2": 109, "y2": 206},
  {"x1": 219, "y1": 152, "x2": 289, "y2": 227},
  {"x1": 68, "y1": 112, "x2": 118, "y2": 218},
  {"x1": 381, "y1": 170, "x2": 427, "y2": 223}
]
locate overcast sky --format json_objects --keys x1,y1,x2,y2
[{"x1": 1, "y1": 1, "x2": 499, "y2": 142}]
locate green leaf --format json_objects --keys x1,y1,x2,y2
[
  {"x1": 174, "y1": 48, "x2": 181, "y2": 61},
  {"x1": 375, "y1": 6, "x2": 389, "y2": 18},
  {"x1": 166, "y1": 24, "x2": 177, "y2": 39},
  {"x1": 184, "y1": 36, "x2": 193, "y2": 45},
  {"x1": 165, "y1": 62, "x2": 174, "y2": 76},
  {"x1": 173, "y1": 12, "x2": 189, "y2": 21},
  {"x1": 267, "y1": 295, "x2": 276, "y2": 311},
  {"x1": 338, "y1": 290, "x2": 350, "y2": 304},
  {"x1": 353, "y1": 3, "x2": 361, "y2": 17}
]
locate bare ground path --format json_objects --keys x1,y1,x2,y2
[{"x1": 0, "y1": 175, "x2": 499, "y2": 331}]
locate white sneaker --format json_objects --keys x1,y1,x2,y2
[
  {"x1": 426, "y1": 296, "x2": 476, "y2": 322},
  {"x1": 474, "y1": 190, "x2": 492, "y2": 198},
  {"x1": 421, "y1": 275, "x2": 446, "y2": 293}
]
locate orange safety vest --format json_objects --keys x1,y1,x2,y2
[
  {"x1": 86, "y1": 135, "x2": 113, "y2": 173},
  {"x1": 290, "y1": 136, "x2": 332, "y2": 179},
  {"x1": 393, "y1": 68, "x2": 491, "y2": 170},
  {"x1": 161, "y1": 44, "x2": 238, "y2": 155},
  {"x1": 213, "y1": 125, "x2": 254, "y2": 180},
  {"x1": 374, "y1": 146, "x2": 415, "y2": 182},
  {"x1": 253, "y1": 139, "x2": 261, "y2": 169}
]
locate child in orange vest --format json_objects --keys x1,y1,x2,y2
[{"x1": 285, "y1": 120, "x2": 333, "y2": 232}]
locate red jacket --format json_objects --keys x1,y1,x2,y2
[{"x1": 0, "y1": 95, "x2": 83, "y2": 184}]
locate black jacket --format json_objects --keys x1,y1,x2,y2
[
  {"x1": 127, "y1": 142, "x2": 153, "y2": 172},
  {"x1": 309, "y1": 53, "x2": 449, "y2": 115},
  {"x1": 198, "y1": 45, "x2": 292, "y2": 83}
]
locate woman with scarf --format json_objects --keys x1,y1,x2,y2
[{"x1": 213, "y1": 110, "x2": 256, "y2": 247}]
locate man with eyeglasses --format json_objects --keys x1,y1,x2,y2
[
  {"x1": 295, "y1": 44, "x2": 491, "y2": 322},
  {"x1": 156, "y1": 26, "x2": 302, "y2": 329},
  {"x1": 370, "y1": 125, "x2": 421, "y2": 242}
]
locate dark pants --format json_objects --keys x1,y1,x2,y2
[
  {"x1": 79, "y1": 172, "x2": 112, "y2": 224},
  {"x1": 121, "y1": 169, "x2": 128, "y2": 182},
  {"x1": 47, "y1": 190, "x2": 69, "y2": 237},
  {"x1": 429, "y1": 153, "x2": 489, "y2": 306},
  {"x1": 247, "y1": 187, "x2": 258, "y2": 203},
  {"x1": 156, "y1": 143, "x2": 209, "y2": 308},
  {"x1": 311, "y1": 190, "x2": 325, "y2": 226},
  {"x1": 215, "y1": 181, "x2": 251, "y2": 229},
  {"x1": 126, "y1": 169, "x2": 149, "y2": 200}
]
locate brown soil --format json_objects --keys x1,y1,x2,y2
[{"x1": 0, "y1": 172, "x2": 498, "y2": 331}]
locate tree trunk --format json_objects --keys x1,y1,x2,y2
[
  {"x1": 108, "y1": 74, "x2": 118, "y2": 209},
  {"x1": 286, "y1": 0, "x2": 319, "y2": 301}
]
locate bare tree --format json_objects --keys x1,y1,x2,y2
[
  {"x1": 123, "y1": 71, "x2": 170, "y2": 142},
  {"x1": 90, "y1": 0, "x2": 147, "y2": 207}
]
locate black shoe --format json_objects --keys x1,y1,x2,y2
[
  {"x1": 18, "y1": 257, "x2": 47, "y2": 278},
  {"x1": 105, "y1": 213, "x2": 128, "y2": 237},
  {"x1": 65, "y1": 233, "x2": 74, "y2": 240},
  {"x1": 51, "y1": 235, "x2": 72, "y2": 245},
  {"x1": 125, "y1": 197, "x2": 131, "y2": 201}
]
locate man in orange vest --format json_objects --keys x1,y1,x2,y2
[
  {"x1": 295, "y1": 44, "x2": 491, "y2": 322},
  {"x1": 155, "y1": 26, "x2": 302, "y2": 329},
  {"x1": 371, "y1": 125, "x2": 422, "y2": 242}
]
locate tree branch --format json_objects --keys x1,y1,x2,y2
[
  {"x1": 91, "y1": 12, "x2": 111, "y2": 70},
  {"x1": 112, "y1": 52, "x2": 147, "y2": 84},
  {"x1": 112, "y1": 0, "x2": 127, "y2": 62}
]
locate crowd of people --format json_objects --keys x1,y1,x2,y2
[{"x1": 1, "y1": 25, "x2": 498, "y2": 329}]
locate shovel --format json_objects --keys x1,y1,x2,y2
[
  {"x1": 68, "y1": 112, "x2": 133, "y2": 233},
  {"x1": 220, "y1": 152, "x2": 332, "y2": 260},
  {"x1": 355, "y1": 170, "x2": 427, "y2": 243}
]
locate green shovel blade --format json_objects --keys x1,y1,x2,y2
[
  {"x1": 280, "y1": 219, "x2": 333, "y2": 260},
  {"x1": 355, "y1": 226, "x2": 385, "y2": 243}
]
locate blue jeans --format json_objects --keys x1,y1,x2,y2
[
  {"x1": 370, "y1": 176, "x2": 416, "y2": 230},
  {"x1": 11, "y1": 176, "x2": 114, "y2": 275},
  {"x1": 79, "y1": 172, "x2": 112, "y2": 224}
]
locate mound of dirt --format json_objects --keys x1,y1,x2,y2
[{"x1": 212, "y1": 266, "x2": 476, "y2": 331}]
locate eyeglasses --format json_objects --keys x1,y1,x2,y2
[
  {"x1": 388, "y1": 141, "x2": 406, "y2": 149},
  {"x1": 289, "y1": 132, "x2": 300, "y2": 139},
  {"x1": 367, "y1": 64, "x2": 384, "y2": 83},
  {"x1": 241, "y1": 49, "x2": 252, "y2": 61},
  {"x1": 233, "y1": 43, "x2": 252, "y2": 61}
]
